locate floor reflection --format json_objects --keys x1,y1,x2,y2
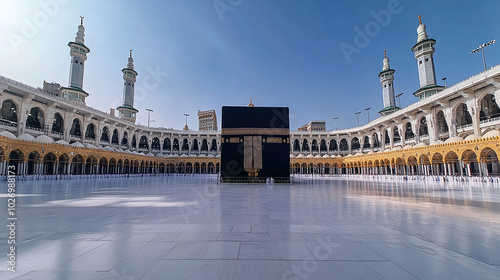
[{"x1": 0, "y1": 175, "x2": 499, "y2": 279}]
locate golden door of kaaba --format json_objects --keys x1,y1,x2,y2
[{"x1": 220, "y1": 106, "x2": 290, "y2": 183}]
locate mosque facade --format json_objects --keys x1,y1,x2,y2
[{"x1": 0, "y1": 17, "x2": 499, "y2": 177}]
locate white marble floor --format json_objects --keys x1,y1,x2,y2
[{"x1": 1, "y1": 175, "x2": 500, "y2": 279}]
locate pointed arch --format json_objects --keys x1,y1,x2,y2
[
  {"x1": 293, "y1": 139, "x2": 300, "y2": 152},
  {"x1": 111, "y1": 129, "x2": 119, "y2": 145},
  {"x1": 26, "y1": 107, "x2": 44, "y2": 129},
  {"x1": 339, "y1": 138, "x2": 348, "y2": 151},
  {"x1": 163, "y1": 138, "x2": 171, "y2": 151},
  {"x1": 51, "y1": 113, "x2": 64, "y2": 133},
  {"x1": 351, "y1": 137, "x2": 360, "y2": 150},
  {"x1": 121, "y1": 131, "x2": 128, "y2": 147},
  {"x1": 319, "y1": 139, "x2": 327, "y2": 152},
  {"x1": 404, "y1": 122, "x2": 414, "y2": 140},
  {"x1": 139, "y1": 135, "x2": 149, "y2": 150},
  {"x1": 100, "y1": 126, "x2": 110, "y2": 143},
  {"x1": 0, "y1": 99, "x2": 18, "y2": 123},
  {"x1": 329, "y1": 139, "x2": 338, "y2": 151},
  {"x1": 173, "y1": 138, "x2": 179, "y2": 151},
  {"x1": 302, "y1": 139, "x2": 309, "y2": 152},
  {"x1": 152, "y1": 137, "x2": 160, "y2": 151},
  {"x1": 70, "y1": 118, "x2": 82, "y2": 137},
  {"x1": 181, "y1": 139, "x2": 189, "y2": 151},
  {"x1": 201, "y1": 139, "x2": 208, "y2": 151},
  {"x1": 419, "y1": 116, "x2": 428, "y2": 136},
  {"x1": 210, "y1": 139, "x2": 218, "y2": 152}
]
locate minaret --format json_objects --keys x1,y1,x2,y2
[
  {"x1": 411, "y1": 15, "x2": 444, "y2": 100},
  {"x1": 117, "y1": 50, "x2": 139, "y2": 123},
  {"x1": 378, "y1": 50, "x2": 398, "y2": 116},
  {"x1": 60, "y1": 16, "x2": 90, "y2": 103}
]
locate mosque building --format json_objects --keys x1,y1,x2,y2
[{"x1": 0, "y1": 16, "x2": 499, "y2": 177}]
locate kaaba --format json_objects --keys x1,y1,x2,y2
[{"x1": 220, "y1": 105, "x2": 290, "y2": 183}]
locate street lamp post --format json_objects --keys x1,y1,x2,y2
[
  {"x1": 469, "y1": 40, "x2": 496, "y2": 71},
  {"x1": 365, "y1": 107, "x2": 371, "y2": 123},
  {"x1": 333, "y1": 117, "x2": 338, "y2": 130},
  {"x1": 146, "y1": 108, "x2": 154, "y2": 127},
  {"x1": 355, "y1": 111, "x2": 361, "y2": 127},
  {"x1": 395, "y1": 92, "x2": 404, "y2": 108}
]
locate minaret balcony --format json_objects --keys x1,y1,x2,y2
[{"x1": 411, "y1": 38, "x2": 436, "y2": 56}]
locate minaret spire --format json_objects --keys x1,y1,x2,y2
[
  {"x1": 382, "y1": 50, "x2": 390, "y2": 71},
  {"x1": 117, "y1": 51, "x2": 139, "y2": 123},
  {"x1": 378, "y1": 50, "x2": 398, "y2": 116}
]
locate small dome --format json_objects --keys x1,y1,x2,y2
[
  {"x1": 70, "y1": 141, "x2": 84, "y2": 147},
  {"x1": 290, "y1": 154, "x2": 296, "y2": 159},
  {"x1": 18, "y1": 133, "x2": 35, "y2": 141},
  {"x1": 198, "y1": 154, "x2": 207, "y2": 157},
  {"x1": 55, "y1": 139, "x2": 69, "y2": 145},
  {"x1": 430, "y1": 140, "x2": 444, "y2": 145},
  {"x1": 306, "y1": 154, "x2": 314, "y2": 158},
  {"x1": 85, "y1": 143, "x2": 98, "y2": 149},
  {"x1": 464, "y1": 134, "x2": 481, "y2": 141},
  {"x1": 180, "y1": 154, "x2": 188, "y2": 157},
  {"x1": 403, "y1": 145, "x2": 413, "y2": 150},
  {"x1": 392, "y1": 146, "x2": 402, "y2": 150},
  {"x1": 355, "y1": 152, "x2": 363, "y2": 156},
  {"x1": 215, "y1": 154, "x2": 221, "y2": 158},
  {"x1": 444, "y1": 136, "x2": 464, "y2": 144},
  {"x1": 0, "y1": 131, "x2": 17, "y2": 139},
  {"x1": 146, "y1": 152, "x2": 154, "y2": 157},
  {"x1": 322, "y1": 154, "x2": 330, "y2": 158},
  {"x1": 35, "y1": 135, "x2": 54, "y2": 144},
  {"x1": 414, "y1": 142, "x2": 427, "y2": 148},
  {"x1": 330, "y1": 155, "x2": 337, "y2": 158},
  {"x1": 417, "y1": 23, "x2": 428, "y2": 42},
  {"x1": 482, "y1": 130, "x2": 500, "y2": 138},
  {"x1": 296, "y1": 154, "x2": 304, "y2": 158},
  {"x1": 367, "y1": 151, "x2": 374, "y2": 154}
]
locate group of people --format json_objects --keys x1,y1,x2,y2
[
  {"x1": 266, "y1": 177, "x2": 275, "y2": 184},
  {"x1": 348, "y1": 174, "x2": 500, "y2": 186}
]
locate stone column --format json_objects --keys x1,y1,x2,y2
[
  {"x1": 425, "y1": 113, "x2": 438, "y2": 143},
  {"x1": 467, "y1": 100, "x2": 481, "y2": 137}
]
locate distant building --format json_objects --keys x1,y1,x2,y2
[
  {"x1": 42, "y1": 81, "x2": 61, "y2": 96},
  {"x1": 298, "y1": 121, "x2": 326, "y2": 132},
  {"x1": 198, "y1": 110, "x2": 218, "y2": 131}
]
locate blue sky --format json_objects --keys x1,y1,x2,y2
[{"x1": 1, "y1": 0, "x2": 499, "y2": 130}]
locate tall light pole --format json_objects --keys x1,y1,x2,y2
[
  {"x1": 333, "y1": 117, "x2": 338, "y2": 130},
  {"x1": 442, "y1": 77, "x2": 447, "y2": 88},
  {"x1": 365, "y1": 107, "x2": 371, "y2": 123},
  {"x1": 355, "y1": 111, "x2": 361, "y2": 127},
  {"x1": 469, "y1": 39, "x2": 496, "y2": 71},
  {"x1": 146, "y1": 108, "x2": 153, "y2": 127},
  {"x1": 395, "y1": 92, "x2": 404, "y2": 108}
]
